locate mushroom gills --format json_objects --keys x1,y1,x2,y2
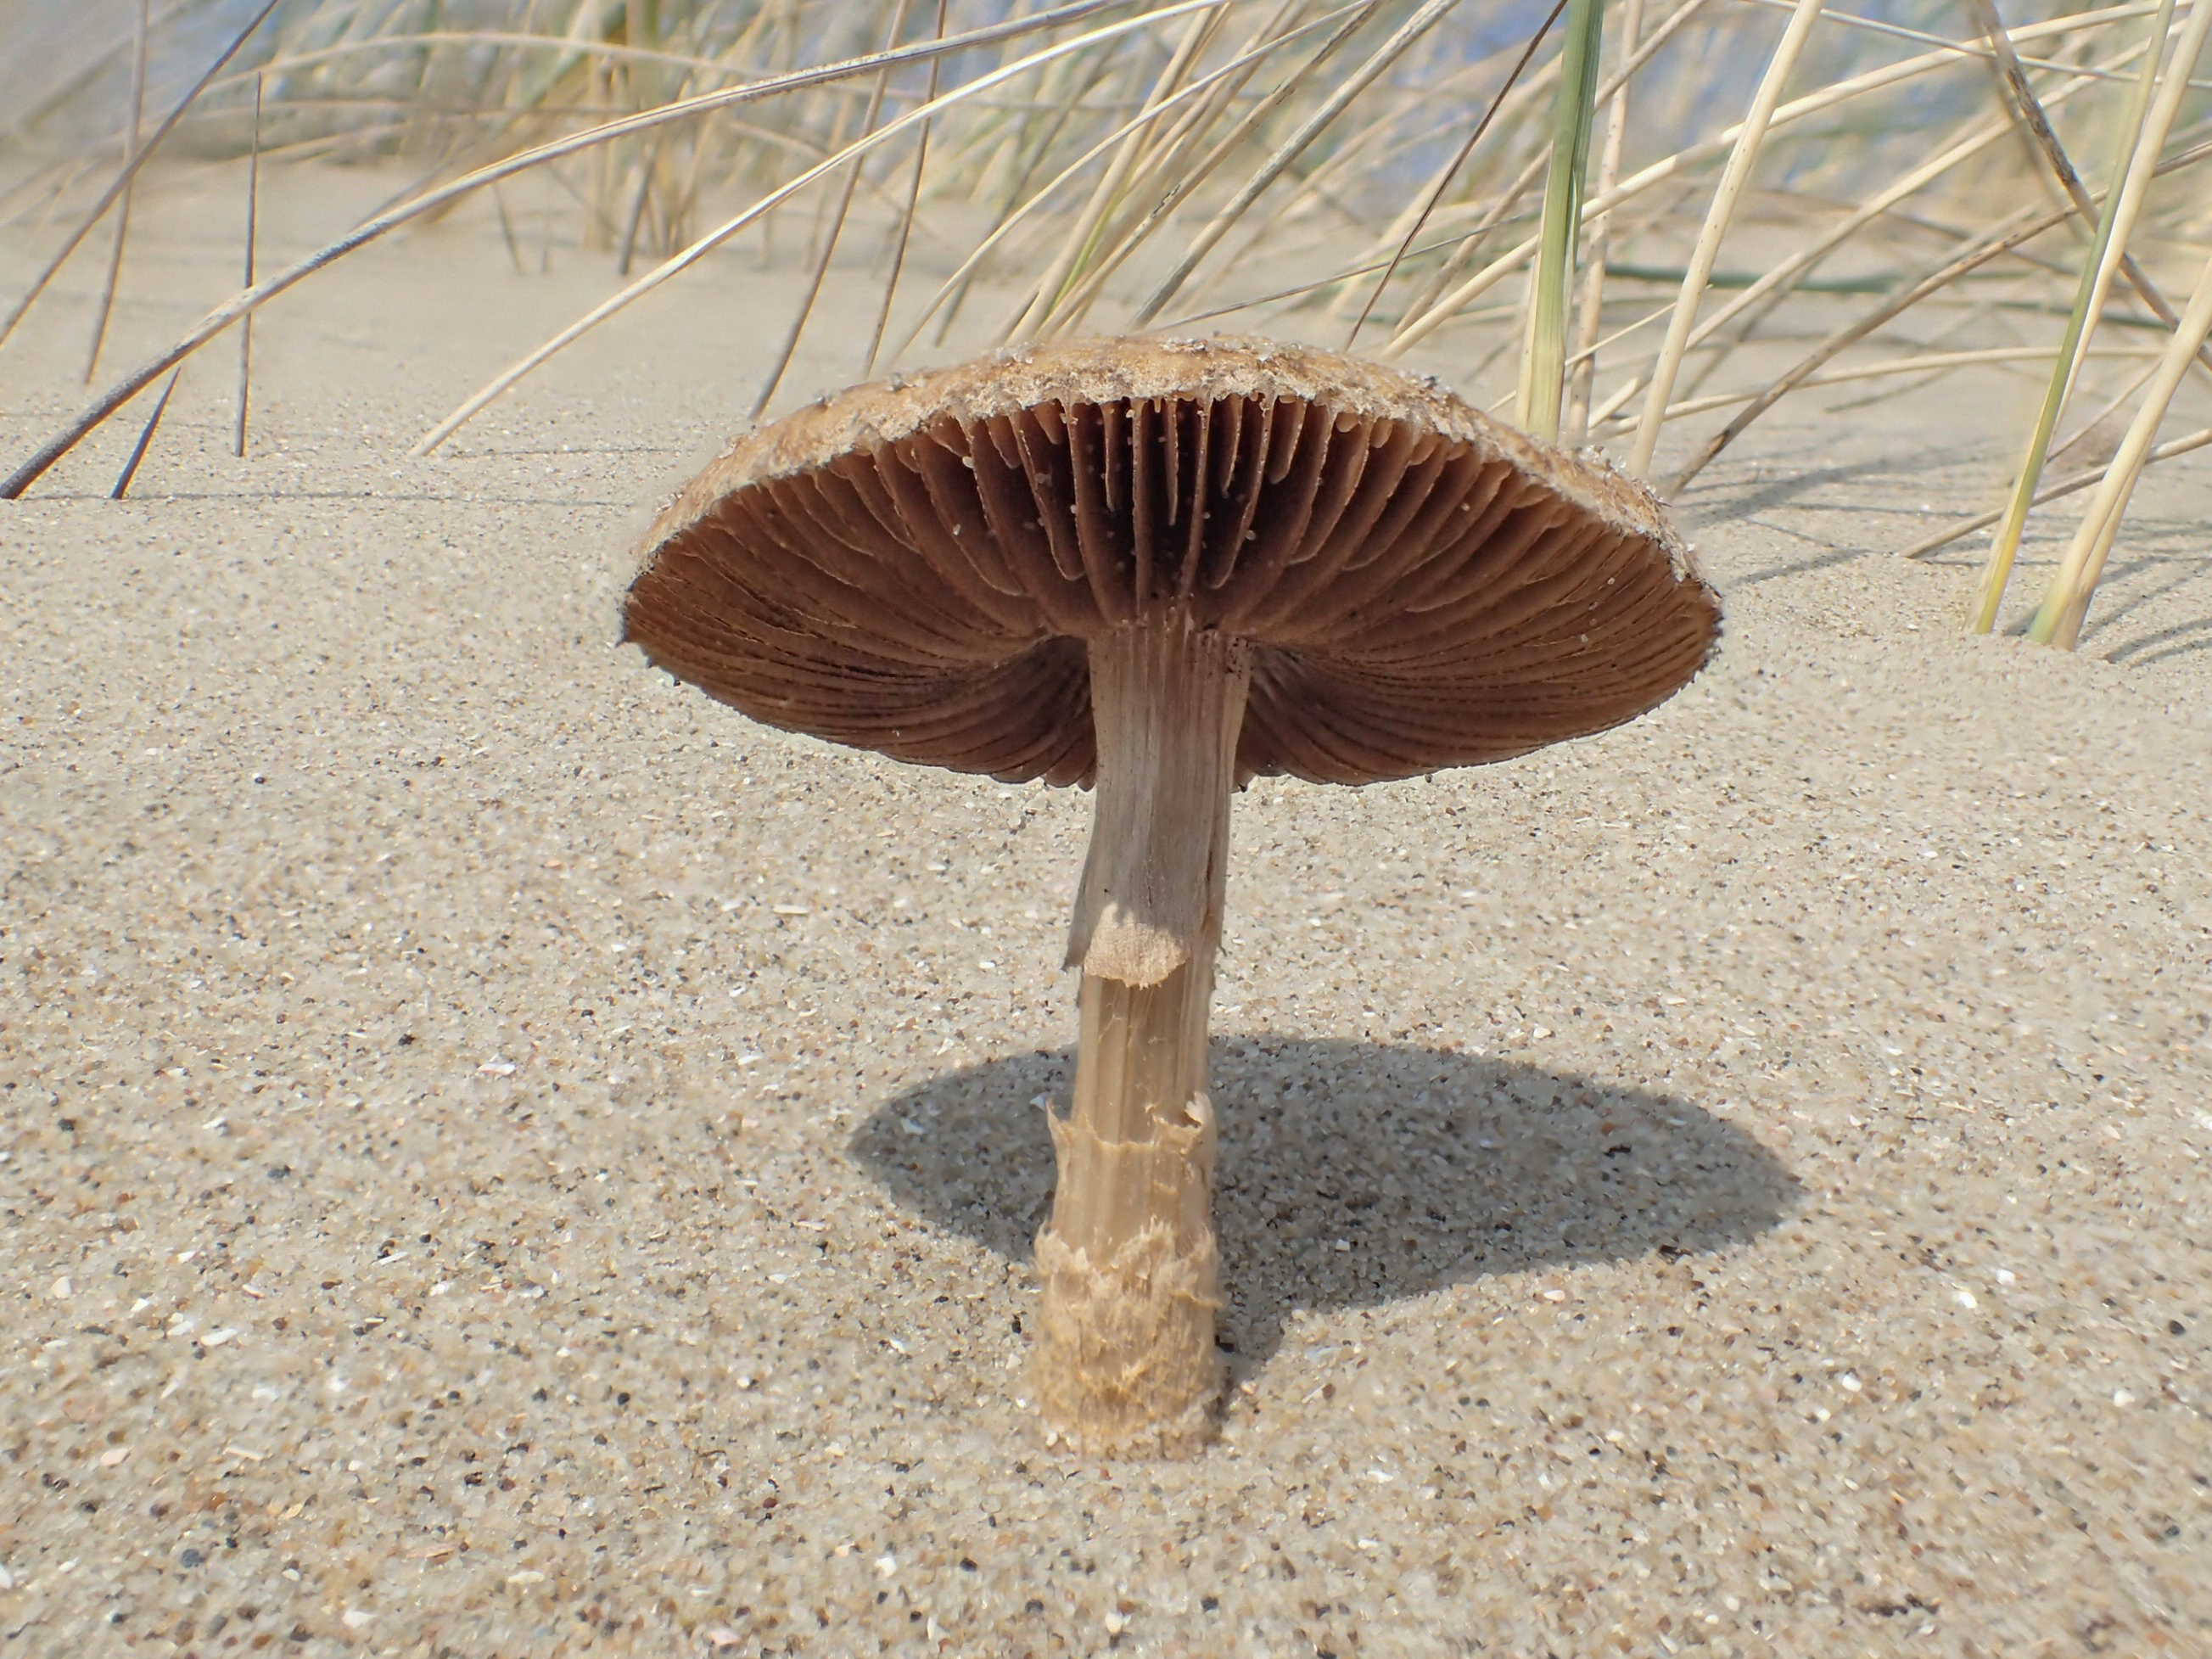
[{"x1": 1037, "y1": 623, "x2": 1249, "y2": 1453}]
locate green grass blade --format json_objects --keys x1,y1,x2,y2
[
  {"x1": 1515, "y1": 0, "x2": 1606, "y2": 440},
  {"x1": 1624, "y1": 0, "x2": 1826, "y2": 477},
  {"x1": 1966, "y1": 0, "x2": 2181, "y2": 634},
  {"x1": 1349, "y1": 0, "x2": 1566, "y2": 350}
]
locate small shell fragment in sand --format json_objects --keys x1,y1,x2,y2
[{"x1": 478, "y1": 1060, "x2": 517, "y2": 1077}]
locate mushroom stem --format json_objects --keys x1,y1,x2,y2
[{"x1": 1036, "y1": 622, "x2": 1250, "y2": 1454}]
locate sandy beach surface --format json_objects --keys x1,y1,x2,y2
[{"x1": 3, "y1": 166, "x2": 2209, "y2": 1657}]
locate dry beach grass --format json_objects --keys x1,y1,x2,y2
[
  {"x1": 0, "y1": 158, "x2": 2208, "y2": 1656},
  {"x1": 4, "y1": 0, "x2": 2212, "y2": 1649}
]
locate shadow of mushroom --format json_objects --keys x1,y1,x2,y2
[{"x1": 851, "y1": 1035, "x2": 1799, "y2": 1378}]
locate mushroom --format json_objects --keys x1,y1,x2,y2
[{"x1": 622, "y1": 335, "x2": 1720, "y2": 1454}]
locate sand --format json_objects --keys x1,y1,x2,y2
[{"x1": 2, "y1": 164, "x2": 2209, "y2": 1658}]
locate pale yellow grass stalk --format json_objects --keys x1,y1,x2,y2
[
  {"x1": 1392, "y1": 0, "x2": 1711, "y2": 339},
  {"x1": 1583, "y1": 35, "x2": 2132, "y2": 434},
  {"x1": 85, "y1": 0, "x2": 150, "y2": 384},
  {"x1": 2030, "y1": 239, "x2": 2212, "y2": 646},
  {"x1": 1379, "y1": 0, "x2": 2159, "y2": 361},
  {"x1": 1968, "y1": 0, "x2": 2207, "y2": 361},
  {"x1": 1626, "y1": 0, "x2": 1827, "y2": 476},
  {"x1": 0, "y1": 0, "x2": 285, "y2": 356},
  {"x1": 1967, "y1": 0, "x2": 2204, "y2": 633},
  {"x1": 415, "y1": 0, "x2": 1227, "y2": 454},
  {"x1": 1603, "y1": 344, "x2": 2163, "y2": 423},
  {"x1": 1344, "y1": 0, "x2": 1572, "y2": 351},
  {"x1": 865, "y1": 0, "x2": 949, "y2": 375},
  {"x1": 1901, "y1": 421, "x2": 2212, "y2": 558},
  {"x1": 882, "y1": 6, "x2": 1358, "y2": 365},
  {"x1": 1129, "y1": 0, "x2": 1461, "y2": 328},
  {"x1": 1328, "y1": 19, "x2": 1577, "y2": 327},
  {"x1": 1005, "y1": 3, "x2": 1226, "y2": 343},
  {"x1": 749, "y1": 0, "x2": 916, "y2": 418},
  {"x1": 232, "y1": 71, "x2": 261, "y2": 459},
  {"x1": 221, "y1": 30, "x2": 759, "y2": 89},
  {"x1": 1564, "y1": 0, "x2": 1643, "y2": 443},
  {"x1": 1731, "y1": 0, "x2": 2190, "y2": 85},
  {"x1": 1033, "y1": 2, "x2": 1385, "y2": 339},
  {"x1": 1583, "y1": 117, "x2": 2010, "y2": 428},
  {"x1": 1664, "y1": 124, "x2": 2212, "y2": 490},
  {"x1": 0, "y1": 0, "x2": 1179, "y2": 497}
]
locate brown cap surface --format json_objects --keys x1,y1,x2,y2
[{"x1": 622, "y1": 336, "x2": 1720, "y2": 787}]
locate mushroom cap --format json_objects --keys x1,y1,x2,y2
[{"x1": 622, "y1": 335, "x2": 1719, "y2": 787}]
